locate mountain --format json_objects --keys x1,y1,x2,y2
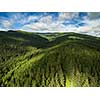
[{"x1": 0, "y1": 30, "x2": 100, "y2": 87}]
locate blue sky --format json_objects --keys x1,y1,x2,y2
[{"x1": 0, "y1": 12, "x2": 100, "y2": 36}]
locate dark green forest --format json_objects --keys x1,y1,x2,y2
[{"x1": 0, "y1": 30, "x2": 100, "y2": 87}]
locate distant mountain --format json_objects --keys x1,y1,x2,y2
[{"x1": 0, "y1": 30, "x2": 100, "y2": 87}]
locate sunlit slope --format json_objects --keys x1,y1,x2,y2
[{"x1": 0, "y1": 31, "x2": 100, "y2": 87}]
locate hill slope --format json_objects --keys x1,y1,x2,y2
[{"x1": 0, "y1": 31, "x2": 100, "y2": 87}]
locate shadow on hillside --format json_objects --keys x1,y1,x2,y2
[
  {"x1": 43, "y1": 33, "x2": 100, "y2": 51},
  {"x1": 0, "y1": 31, "x2": 100, "y2": 50},
  {"x1": 0, "y1": 31, "x2": 49, "y2": 48}
]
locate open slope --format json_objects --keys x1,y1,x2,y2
[{"x1": 0, "y1": 31, "x2": 100, "y2": 87}]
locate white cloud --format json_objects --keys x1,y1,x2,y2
[
  {"x1": 21, "y1": 13, "x2": 81, "y2": 32},
  {"x1": 1, "y1": 20, "x2": 12, "y2": 29},
  {"x1": 0, "y1": 13, "x2": 41, "y2": 30},
  {"x1": 58, "y1": 12, "x2": 78, "y2": 22},
  {"x1": 71, "y1": 18, "x2": 100, "y2": 36},
  {"x1": 22, "y1": 15, "x2": 64, "y2": 32},
  {"x1": 39, "y1": 15, "x2": 52, "y2": 24}
]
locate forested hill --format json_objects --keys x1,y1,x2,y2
[{"x1": 0, "y1": 30, "x2": 100, "y2": 87}]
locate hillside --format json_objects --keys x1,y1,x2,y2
[{"x1": 0, "y1": 30, "x2": 100, "y2": 87}]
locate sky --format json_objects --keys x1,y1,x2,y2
[{"x1": 0, "y1": 12, "x2": 100, "y2": 36}]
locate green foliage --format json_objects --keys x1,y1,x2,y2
[{"x1": 0, "y1": 30, "x2": 100, "y2": 87}]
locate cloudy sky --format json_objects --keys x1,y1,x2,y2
[{"x1": 0, "y1": 12, "x2": 100, "y2": 36}]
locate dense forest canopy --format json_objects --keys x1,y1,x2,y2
[{"x1": 0, "y1": 30, "x2": 100, "y2": 87}]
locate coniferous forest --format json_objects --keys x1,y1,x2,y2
[{"x1": 0, "y1": 30, "x2": 100, "y2": 87}]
